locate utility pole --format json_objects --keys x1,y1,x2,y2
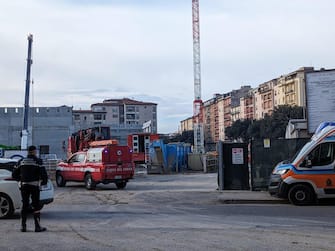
[
  {"x1": 192, "y1": 0, "x2": 204, "y2": 153},
  {"x1": 21, "y1": 34, "x2": 33, "y2": 150}
]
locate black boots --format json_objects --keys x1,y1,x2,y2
[
  {"x1": 20, "y1": 211, "x2": 47, "y2": 232},
  {"x1": 34, "y1": 212, "x2": 47, "y2": 232},
  {"x1": 21, "y1": 212, "x2": 27, "y2": 232},
  {"x1": 21, "y1": 223, "x2": 27, "y2": 232}
]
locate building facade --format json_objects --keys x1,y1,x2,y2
[
  {"x1": 73, "y1": 98, "x2": 157, "y2": 145},
  {"x1": 253, "y1": 79, "x2": 276, "y2": 120},
  {"x1": 240, "y1": 91, "x2": 254, "y2": 120},
  {"x1": 274, "y1": 67, "x2": 314, "y2": 107},
  {"x1": 203, "y1": 97, "x2": 217, "y2": 144},
  {"x1": 179, "y1": 117, "x2": 193, "y2": 133}
]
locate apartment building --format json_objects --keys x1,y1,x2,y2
[
  {"x1": 203, "y1": 96, "x2": 219, "y2": 144},
  {"x1": 73, "y1": 109, "x2": 105, "y2": 129},
  {"x1": 274, "y1": 67, "x2": 314, "y2": 107},
  {"x1": 73, "y1": 98, "x2": 157, "y2": 145},
  {"x1": 223, "y1": 93, "x2": 231, "y2": 129},
  {"x1": 240, "y1": 91, "x2": 254, "y2": 120},
  {"x1": 179, "y1": 67, "x2": 335, "y2": 145},
  {"x1": 217, "y1": 96, "x2": 225, "y2": 141},
  {"x1": 200, "y1": 86, "x2": 252, "y2": 143},
  {"x1": 231, "y1": 105, "x2": 241, "y2": 123},
  {"x1": 179, "y1": 116, "x2": 193, "y2": 133},
  {"x1": 230, "y1": 86, "x2": 251, "y2": 123},
  {"x1": 253, "y1": 79, "x2": 276, "y2": 119},
  {"x1": 253, "y1": 87, "x2": 262, "y2": 120}
]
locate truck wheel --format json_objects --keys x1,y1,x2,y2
[
  {"x1": 56, "y1": 172, "x2": 66, "y2": 187},
  {"x1": 85, "y1": 173, "x2": 96, "y2": 190},
  {"x1": 288, "y1": 184, "x2": 315, "y2": 205},
  {"x1": 0, "y1": 193, "x2": 14, "y2": 219},
  {"x1": 116, "y1": 181, "x2": 127, "y2": 189}
]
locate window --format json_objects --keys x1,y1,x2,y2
[
  {"x1": 77, "y1": 154, "x2": 86, "y2": 163},
  {"x1": 126, "y1": 106, "x2": 135, "y2": 112},
  {"x1": 126, "y1": 114, "x2": 135, "y2": 120},
  {"x1": 69, "y1": 154, "x2": 79, "y2": 163},
  {"x1": 94, "y1": 114, "x2": 103, "y2": 120},
  {"x1": 307, "y1": 142, "x2": 335, "y2": 167},
  {"x1": 74, "y1": 114, "x2": 80, "y2": 120}
]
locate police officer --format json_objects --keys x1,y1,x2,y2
[{"x1": 12, "y1": 145, "x2": 48, "y2": 232}]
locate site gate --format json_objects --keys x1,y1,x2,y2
[{"x1": 218, "y1": 142, "x2": 249, "y2": 190}]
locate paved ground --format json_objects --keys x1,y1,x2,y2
[
  {"x1": 1, "y1": 172, "x2": 334, "y2": 251},
  {"x1": 218, "y1": 190, "x2": 286, "y2": 204}
]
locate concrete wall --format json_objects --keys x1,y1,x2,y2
[{"x1": 0, "y1": 106, "x2": 73, "y2": 160}]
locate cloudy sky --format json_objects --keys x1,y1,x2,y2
[{"x1": 1, "y1": 0, "x2": 334, "y2": 133}]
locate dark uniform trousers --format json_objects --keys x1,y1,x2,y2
[{"x1": 21, "y1": 184, "x2": 41, "y2": 216}]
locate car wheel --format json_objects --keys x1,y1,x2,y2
[
  {"x1": 0, "y1": 193, "x2": 14, "y2": 219},
  {"x1": 84, "y1": 173, "x2": 96, "y2": 190},
  {"x1": 56, "y1": 172, "x2": 66, "y2": 187},
  {"x1": 116, "y1": 181, "x2": 127, "y2": 189},
  {"x1": 288, "y1": 184, "x2": 315, "y2": 206}
]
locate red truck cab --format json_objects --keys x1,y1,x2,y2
[{"x1": 56, "y1": 143, "x2": 134, "y2": 190}]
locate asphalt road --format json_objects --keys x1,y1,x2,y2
[{"x1": 1, "y1": 173, "x2": 335, "y2": 251}]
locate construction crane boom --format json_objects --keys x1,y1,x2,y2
[
  {"x1": 192, "y1": 0, "x2": 204, "y2": 153},
  {"x1": 21, "y1": 34, "x2": 33, "y2": 150}
]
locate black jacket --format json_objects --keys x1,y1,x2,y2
[{"x1": 12, "y1": 155, "x2": 48, "y2": 185}]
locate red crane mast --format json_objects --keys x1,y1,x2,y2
[{"x1": 192, "y1": 0, "x2": 204, "y2": 153}]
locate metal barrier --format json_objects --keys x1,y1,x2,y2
[{"x1": 250, "y1": 138, "x2": 309, "y2": 190}]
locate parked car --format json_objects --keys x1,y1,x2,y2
[{"x1": 0, "y1": 158, "x2": 54, "y2": 219}]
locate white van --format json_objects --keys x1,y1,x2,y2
[{"x1": 269, "y1": 122, "x2": 335, "y2": 205}]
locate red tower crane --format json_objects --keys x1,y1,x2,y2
[{"x1": 192, "y1": 0, "x2": 204, "y2": 153}]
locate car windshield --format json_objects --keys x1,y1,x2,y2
[{"x1": 290, "y1": 140, "x2": 315, "y2": 164}]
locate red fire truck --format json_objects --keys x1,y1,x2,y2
[
  {"x1": 56, "y1": 127, "x2": 134, "y2": 190},
  {"x1": 127, "y1": 133, "x2": 160, "y2": 167}
]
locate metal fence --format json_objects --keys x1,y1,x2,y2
[{"x1": 250, "y1": 138, "x2": 309, "y2": 190}]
